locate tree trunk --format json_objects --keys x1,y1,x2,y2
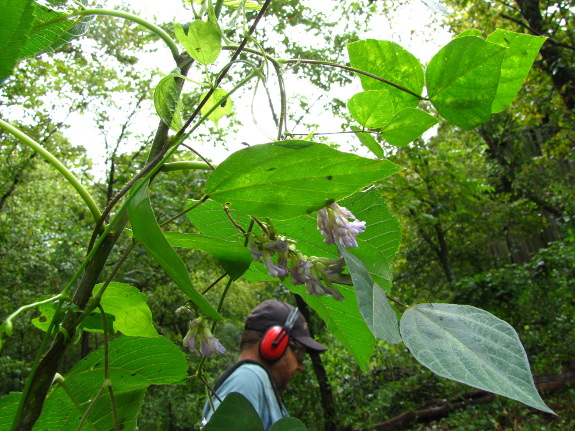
[{"x1": 294, "y1": 295, "x2": 338, "y2": 431}]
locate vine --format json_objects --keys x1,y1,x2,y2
[{"x1": 0, "y1": 1, "x2": 553, "y2": 430}]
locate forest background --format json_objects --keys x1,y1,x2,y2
[{"x1": 0, "y1": 0, "x2": 574, "y2": 430}]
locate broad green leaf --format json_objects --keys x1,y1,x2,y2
[
  {"x1": 0, "y1": 392, "x2": 22, "y2": 429},
  {"x1": 337, "y1": 243, "x2": 401, "y2": 344},
  {"x1": 205, "y1": 141, "x2": 402, "y2": 220},
  {"x1": 201, "y1": 88, "x2": 233, "y2": 127},
  {"x1": 270, "y1": 417, "x2": 309, "y2": 431},
  {"x1": 286, "y1": 282, "x2": 375, "y2": 372},
  {"x1": 35, "y1": 336, "x2": 188, "y2": 430},
  {"x1": 203, "y1": 392, "x2": 265, "y2": 431},
  {"x1": 0, "y1": 0, "x2": 34, "y2": 83},
  {"x1": 347, "y1": 39, "x2": 423, "y2": 111},
  {"x1": 348, "y1": 90, "x2": 395, "y2": 128},
  {"x1": 18, "y1": 3, "x2": 91, "y2": 59},
  {"x1": 174, "y1": 21, "x2": 221, "y2": 65},
  {"x1": 96, "y1": 282, "x2": 158, "y2": 337},
  {"x1": 127, "y1": 180, "x2": 221, "y2": 320},
  {"x1": 487, "y1": 29, "x2": 547, "y2": 113},
  {"x1": 154, "y1": 70, "x2": 183, "y2": 131},
  {"x1": 350, "y1": 126, "x2": 383, "y2": 158},
  {"x1": 164, "y1": 232, "x2": 252, "y2": 280},
  {"x1": 32, "y1": 300, "x2": 115, "y2": 334},
  {"x1": 426, "y1": 36, "x2": 506, "y2": 129},
  {"x1": 400, "y1": 304, "x2": 554, "y2": 413},
  {"x1": 380, "y1": 108, "x2": 439, "y2": 147}
]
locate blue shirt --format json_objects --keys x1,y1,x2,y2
[{"x1": 202, "y1": 363, "x2": 289, "y2": 430}]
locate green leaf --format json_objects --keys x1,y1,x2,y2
[
  {"x1": 350, "y1": 126, "x2": 383, "y2": 158},
  {"x1": 426, "y1": 36, "x2": 507, "y2": 129},
  {"x1": 18, "y1": 3, "x2": 91, "y2": 59},
  {"x1": 201, "y1": 88, "x2": 233, "y2": 127},
  {"x1": 270, "y1": 417, "x2": 309, "y2": 431},
  {"x1": 400, "y1": 304, "x2": 554, "y2": 413},
  {"x1": 205, "y1": 141, "x2": 402, "y2": 220},
  {"x1": 348, "y1": 90, "x2": 395, "y2": 128},
  {"x1": 96, "y1": 282, "x2": 158, "y2": 337},
  {"x1": 154, "y1": 70, "x2": 183, "y2": 131},
  {"x1": 487, "y1": 29, "x2": 547, "y2": 113},
  {"x1": 0, "y1": 392, "x2": 22, "y2": 429},
  {"x1": 127, "y1": 180, "x2": 221, "y2": 320},
  {"x1": 337, "y1": 243, "x2": 401, "y2": 344},
  {"x1": 286, "y1": 282, "x2": 375, "y2": 372},
  {"x1": 35, "y1": 336, "x2": 188, "y2": 430},
  {"x1": 380, "y1": 108, "x2": 439, "y2": 147},
  {"x1": 174, "y1": 21, "x2": 221, "y2": 65},
  {"x1": 164, "y1": 232, "x2": 252, "y2": 280},
  {"x1": 203, "y1": 392, "x2": 265, "y2": 431},
  {"x1": 347, "y1": 39, "x2": 423, "y2": 111},
  {"x1": 0, "y1": 0, "x2": 34, "y2": 83}
]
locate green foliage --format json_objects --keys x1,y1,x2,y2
[
  {"x1": 127, "y1": 180, "x2": 221, "y2": 320},
  {"x1": 401, "y1": 304, "x2": 552, "y2": 413},
  {"x1": 337, "y1": 243, "x2": 401, "y2": 344},
  {"x1": 0, "y1": 0, "x2": 558, "y2": 429},
  {"x1": 200, "y1": 88, "x2": 233, "y2": 127},
  {"x1": 0, "y1": 0, "x2": 34, "y2": 83},
  {"x1": 205, "y1": 140, "x2": 402, "y2": 219},
  {"x1": 154, "y1": 69, "x2": 184, "y2": 131},
  {"x1": 174, "y1": 21, "x2": 222, "y2": 66}
]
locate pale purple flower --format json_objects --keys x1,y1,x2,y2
[
  {"x1": 290, "y1": 254, "x2": 344, "y2": 300},
  {"x1": 200, "y1": 335, "x2": 226, "y2": 356},
  {"x1": 182, "y1": 318, "x2": 226, "y2": 357},
  {"x1": 248, "y1": 235, "x2": 263, "y2": 262},
  {"x1": 317, "y1": 203, "x2": 366, "y2": 248},
  {"x1": 263, "y1": 251, "x2": 288, "y2": 278}
]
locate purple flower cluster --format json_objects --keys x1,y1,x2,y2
[
  {"x1": 249, "y1": 235, "x2": 290, "y2": 278},
  {"x1": 289, "y1": 254, "x2": 346, "y2": 300},
  {"x1": 246, "y1": 202, "x2": 365, "y2": 301},
  {"x1": 176, "y1": 308, "x2": 226, "y2": 357},
  {"x1": 317, "y1": 203, "x2": 366, "y2": 248}
]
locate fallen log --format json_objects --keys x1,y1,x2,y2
[{"x1": 372, "y1": 367, "x2": 575, "y2": 431}]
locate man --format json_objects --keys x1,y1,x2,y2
[{"x1": 201, "y1": 299, "x2": 327, "y2": 430}]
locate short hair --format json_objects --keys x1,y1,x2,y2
[{"x1": 240, "y1": 329, "x2": 263, "y2": 350}]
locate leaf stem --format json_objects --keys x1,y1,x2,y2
[
  {"x1": 39, "y1": 8, "x2": 180, "y2": 60},
  {"x1": 223, "y1": 46, "x2": 426, "y2": 100},
  {"x1": 282, "y1": 59, "x2": 425, "y2": 100},
  {"x1": 2, "y1": 294, "x2": 63, "y2": 335},
  {"x1": 0, "y1": 119, "x2": 102, "y2": 225},
  {"x1": 53, "y1": 375, "x2": 98, "y2": 430},
  {"x1": 159, "y1": 161, "x2": 216, "y2": 172}
]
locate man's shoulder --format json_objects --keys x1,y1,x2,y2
[{"x1": 227, "y1": 362, "x2": 270, "y2": 382}]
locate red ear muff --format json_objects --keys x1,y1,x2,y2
[{"x1": 259, "y1": 326, "x2": 289, "y2": 361}]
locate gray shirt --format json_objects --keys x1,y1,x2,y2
[{"x1": 202, "y1": 363, "x2": 288, "y2": 430}]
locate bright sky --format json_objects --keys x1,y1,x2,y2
[{"x1": 63, "y1": 0, "x2": 453, "y2": 177}]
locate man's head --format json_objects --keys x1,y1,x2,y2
[{"x1": 240, "y1": 300, "x2": 327, "y2": 390}]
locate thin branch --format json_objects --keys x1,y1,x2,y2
[
  {"x1": 160, "y1": 195, "x2": 208, "y2": 228},
  {"x1": 181, "y1": 143, "x2": 215, "y2": 170}
]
